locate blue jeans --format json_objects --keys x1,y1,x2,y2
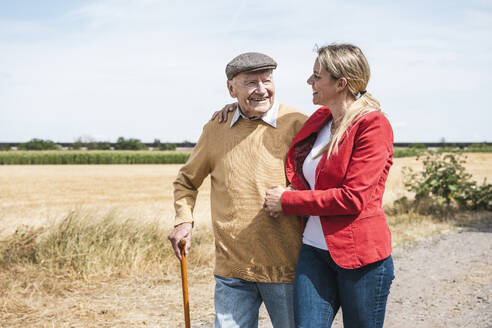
[
  {"x1": 294, "y1": 244, "x2": 394, "y2": 328},
  {"x1": 214, "y1": 275, "x2": 295, "y2": 328}
]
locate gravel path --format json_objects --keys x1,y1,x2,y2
[
  {"x1": 385, "y1": 224, "x2": 492, "y2": 328},
  {"x1": 196, "y1": 223, "x2": 492, "y2": 327}
]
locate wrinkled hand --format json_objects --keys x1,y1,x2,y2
[
  {"x1": 210, "y1": 102, "x2": 238, "y2": 122},
  {"x1": 264, "y1": 185, "x2": 286, "y2": 218},
  {"x1": 168, "y1": 222, "x2": 193, "y2": 260}
]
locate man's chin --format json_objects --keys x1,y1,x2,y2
[
  {"x1": 252, "y1": 107, "x2": 271, "y2": 116},
  {"x1": 244, "y1": 103, "x2": 272, "y2": 116}
]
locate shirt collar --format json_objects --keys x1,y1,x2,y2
[{"x1": 230, "y1": 101, "x2": 279, "y2": 128}]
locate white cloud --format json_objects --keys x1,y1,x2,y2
[{"x1": 0, "y1": 0, "x2": 490, "y2": 142}]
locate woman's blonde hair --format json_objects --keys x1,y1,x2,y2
[{"x1": 314, "y1": 44, "x2": 382, "y2": 158}]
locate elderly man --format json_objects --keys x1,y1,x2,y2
[{"x1": 168, "y1": 52, "x2": 307, "y2": 327}]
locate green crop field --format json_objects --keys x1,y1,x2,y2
[{"x1": 0, "y1": 151, "x2": 191, "y2": 165}]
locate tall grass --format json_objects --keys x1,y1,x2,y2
[
  {"x1": 0, "y1": 210, "x2": 213, "y2": 326},
  {"x1": 1, "y1": 208, "x2": 487, "y2": 287},
  {"x1": 0, "y1": 151, "x2": 190, "y2": 165},
  {"x1": 0, "y1": 211, "x2": 214, "y2": 285}
]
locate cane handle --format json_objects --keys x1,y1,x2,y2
[{"x1": 179, "y1": 239, "x2": 186, "y2": 252}]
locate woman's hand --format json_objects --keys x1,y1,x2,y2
[
  {"x1": 264, "y1": 185, "x2": 286, "y2": 217},
  {"x1": 210, "y1": 102, "x2": 237, "y2": 123}
]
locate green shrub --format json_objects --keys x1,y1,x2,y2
[
  {"x1": 460, "y1": 180, "x2": 492, "y2": 210},
  {"x1": 18, "y1": 139, "x2": 60, "y2": 150},
  {"x1": 160, "y1": 143, "x2": 176, "y2": 151},
  {"x1": 87, "y1": 141, "x2": 111, "y2": 150},
  {"x1": 114, "y1": 137, "x2": 147, "y2": 150},
  {"x1": 71, "y1": 137, "x2": 112, "y2": 150},
  {"x1": 153, "y1": 139, "x2": 177, "y2": 151},
  {"x1": 72, "y1": 140, "x2": 84, "y2": 150},
  {"x1": 0, "y1": 144, "x2": 11, "y2": 151},
  {"x1": 401, "y1": 151, "x2": 491, "y2": 211}
]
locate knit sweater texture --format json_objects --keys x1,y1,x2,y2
[{"x1": 173, "y1": 104, "x2": 307, "y2": 282}]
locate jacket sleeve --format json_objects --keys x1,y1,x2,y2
[
  {"x1": 281, "y1": 113, "x2": 393, "y2": 216},
  {"x1": 173, "y1": 124, "x2": 212, "y2": 226}
]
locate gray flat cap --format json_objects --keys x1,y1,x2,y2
[{"x1": 226, "y1": 52, "x2": 277, "y2": 80}]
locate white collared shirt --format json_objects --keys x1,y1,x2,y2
[{"x1": 230, "y1": 101, "x2": 279, "y2": 128}]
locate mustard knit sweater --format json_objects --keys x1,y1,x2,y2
[{"x1": 173, "y1": 104, "x2": 307, "y2": 282}]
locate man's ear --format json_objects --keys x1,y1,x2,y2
[{"x1": 227, "y1": 80, "x2": 236, "y2": 97}]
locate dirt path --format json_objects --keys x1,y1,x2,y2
[{"x1": 218, "y1": 223, "x2": 492, "y2": 328}]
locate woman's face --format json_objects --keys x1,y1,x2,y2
[{"x1": 307, "y1": 58, "x2": 338, "y2": 106}]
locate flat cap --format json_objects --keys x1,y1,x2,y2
[{"x1": 226, "y1": 52, "x2": 277, "y2": 80}]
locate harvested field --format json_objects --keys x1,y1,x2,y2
[
  {"x1": 0, "y1": 153, "x2": 491, "y2": 327},
  {"x1": 2, "y1": 153, "x2": 490, "y2": 233},
  {"x1": 0, "y1": 165, "x2": 211, "y2": 237}
]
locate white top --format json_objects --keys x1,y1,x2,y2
[{"x1": 302, "y1": 120, "x2": 332, "y2": 250}]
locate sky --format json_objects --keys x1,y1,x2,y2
[{"x1": 0, "y1": 0, "x2": 491, "y2": 143}]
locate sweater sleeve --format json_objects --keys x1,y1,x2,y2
[
  {"x1": 173, "y1": 124, "x2": 212, "y2": 226},
  {"x1": 281, "y1": 114, "x2": 393, "y2": 216}
]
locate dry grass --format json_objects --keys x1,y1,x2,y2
[
  {"x1": 0, "y1": 210, "x2": 215, "y2": 327},
  {"x1": 0, "y1": 153, "x2": 490, "y2": 327}
]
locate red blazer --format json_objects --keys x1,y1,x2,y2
[{"x1": 281, "y1": 107, "x2": 394, "y2": 269}]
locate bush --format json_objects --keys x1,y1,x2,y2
[
  {"x1": 18, "y1": 139, "x2": 60, "y2": 151},
  {"x1": 152, "y1": 139, "x2": 177, "y2": 151},
  {"x1": 114, "y1": 137, "x2": 147, "y2": 150},
  {"x1": 461, "y1": 180, "x2": 492, "y2": 211},
  {"x1": 0, "y1": 144, "x2": 11, "y2": 151},
  {"x1": 161, "y1": 143, "x2": 176, "y2": 150},
  {"x1": 86, "y1": 141, "x2": 111, "y2": 150},
  {"x1": 71, "y1": 137, "x2": 112, "y2": 150},
  {"x1": 401, "y1": 151, "x2": 491, "y2": 211},
  {"x1": 72, "y1": 140, "x2": 84, "y2": 150}
]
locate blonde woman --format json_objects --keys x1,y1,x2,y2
[
  {"x1": 262, "y1": 44, "x2": 394, "y2": 327},
  {"x1": 213, "y1": 44, "x2": 394, "y2": 327}
]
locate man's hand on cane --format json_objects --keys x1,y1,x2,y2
[{"x1": 168, "y1": 222, "x2": 193, "y2": 260}]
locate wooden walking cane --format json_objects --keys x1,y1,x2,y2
[{"x1": 179, "y1": 239, "x2": 191, "y2": 328}]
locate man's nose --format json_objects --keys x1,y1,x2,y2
[{"x1": 256, "y1": 82, "x2": 267, "y2": 94}]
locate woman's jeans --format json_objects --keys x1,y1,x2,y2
[{"x1": 294, "y1": 244, "x2": 394, "y2": 328}]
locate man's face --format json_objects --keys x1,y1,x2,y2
[{"x1": 227, "y1": 70, "x2": 275, "y2": 118}]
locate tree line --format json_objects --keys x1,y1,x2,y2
[
  {"x1": 0, "y1": 138, "x2": 178, "y2": 151},
  {"x1": 1, "y1": 139, "x2": 490, "y2": 154}
]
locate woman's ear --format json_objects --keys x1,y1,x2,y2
[{"x1": 337, "y1": 77, "x2": 348, "y2": 92}]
